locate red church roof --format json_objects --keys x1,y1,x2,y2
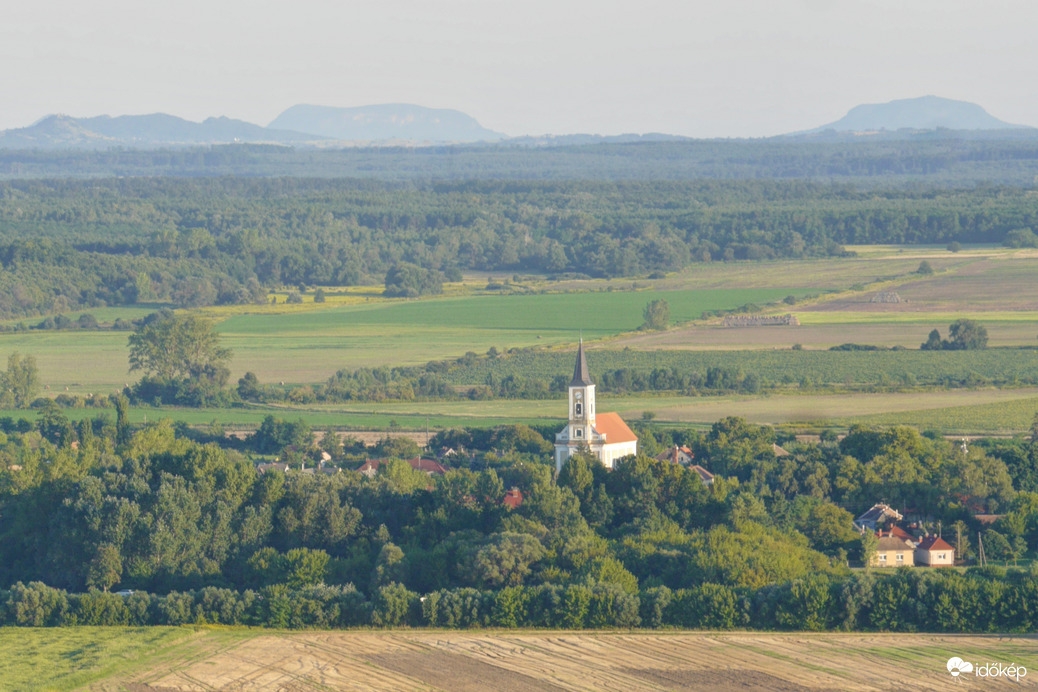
[{"x1": 594, "y1": 412, "x2": 638, "y2": 444}]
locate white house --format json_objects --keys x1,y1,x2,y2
[
  {"x1": 555, "y1": 340, "x2": 638, "y2": 471},
  {"x1": 915, "y1": 535, "x2": 955, "y2": 566}
]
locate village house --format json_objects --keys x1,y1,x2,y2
[
  {"x1": 555, "y1": 340, "x2": 638, "y2": 471},
  {"x1": 854, "y1": 503, "x2": 903, "y2": 532},
  {"x1": 886, "y1": 524, "x2": 917, "y2": 547},
  {"x1": 657, "y1": 445, "x2": 695, "y2": 466},
  {"x1": 656, "y1": 445, "x2": 714, "y2": 485},
  {"x1": 915, "y1": 535, "x2": 955, "y2": 566},
  {"x1": 689, "y1": 465, "x2": 715, "y2": 486},
  {"x1": 502, "y1": 487, "x2": 524, "y2": 509},
  {"x1": 871, "y1": 533, "x2": 916, "y2": 567}
]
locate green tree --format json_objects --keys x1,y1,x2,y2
[
  {"x1": 372, "y1": 542, "x2": 407, "y2": 587},
  {"x1": 641, "y1": 299, "x2": 671, "y2": 330},
  {"x1": 86, "y1": 544, "x2": 123, "y2": 592},
  {"x1": 946, "y1": 319, "x2": 988, "y2": 350},
  {"x1": 1003, "y1": 228, "x2": 1038, "y2": 248},
  {"x1": 916, "y1": 260, "x2": 934, "y2": 275},
  {"x1": 920, "y1": 328, "x2": 943, "y2": 351},
  {"x1": 467, "y1": 532, "x2": 547, "y2": 588},
  {"x1": 384, "y1": 262, "x2": 444, "y2": 298},
  {"x1": 282, "y1": 548, "x2": 330, "y2": 587},
  {"x1": 128, "y1": 313, "x2": 231, "y2": 382},
  {"x1": 371, "y1": 583, "x2": 418, "y2": 626},
  {"x1": 1, "y1": 352, "x2": 41, "y2": 408}
]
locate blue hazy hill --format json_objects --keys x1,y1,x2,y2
[
  {"x1": 269, "y1": 103, "x2": 504, "y2": 142},
  {"x1": 800, "y1": 95, "x2": 1030, "y2": 133}
]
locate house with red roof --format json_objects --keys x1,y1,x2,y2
[
  {"x1": 657, "y1": 446, "x2": 695, "y2": 466},
  {"x1": 502, "y1": 488, "x2": 524, "y2": 509},
  {"x1": 554, "y1": 340, "x2": 638, "y2": 471},
  {"x1": 887, "y1": 524, "x2": 917, "y2": 547},
  {"x1": 915, "y1": 535, "x2": 955, "y2": 566}
]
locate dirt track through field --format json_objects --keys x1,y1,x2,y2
[{"x1": 95, "y1": 631, "x2": 1038, "y2": 691}]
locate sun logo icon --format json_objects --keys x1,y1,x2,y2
[{"x1": 947, "y1": 657, "x2": 974, "y2": 677}]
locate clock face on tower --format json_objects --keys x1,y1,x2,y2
[{"x1": 574, "y1": 391, "x2": 582, "y2": 400}]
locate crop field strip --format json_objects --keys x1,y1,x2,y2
[
  {"x1": 0, "y1": 285, "x2": 812, "y2": 393},
  {"x1": 2, "y1": 248, "x2": 1037, "y2": 434},
  {"x1": 82, "y1": 629, "x2": 1038, "y2": 692}
]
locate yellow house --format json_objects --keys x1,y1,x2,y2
[{"x1": 871, "y1": 535, "x2": 915, "y2": 567}]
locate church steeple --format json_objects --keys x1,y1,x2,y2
[
  {"x1": 555, "y1": 338, "x2": 636, "y2": 472},
  {"x1": 571, "y1": 338, "x2": 592, "y2": 386},
  {"x1": 565, "y1": 339, "x2": 595, "y2": 446}
]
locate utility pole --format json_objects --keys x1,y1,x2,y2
[{"x1": 977, "y1": 532, "x2": 987, "y2": 567}]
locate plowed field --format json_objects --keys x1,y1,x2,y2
[{"x1": 91, "y1": 630, "x2": 1038, "y2": 691}]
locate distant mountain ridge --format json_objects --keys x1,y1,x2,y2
[
  {"x1": 0, "y1": 104, "x2": 505, "y2": 149},
  {"x1": 796, "y1": 95, "x2": 1031, "y2": 134},
  {"x1": 0, "y1": 113, "x2": 322, "y2": 149},
  {"x1": 2, "y1": 97, "x2": 1035, "y2": 150},
  {"x1": 268, "y1": 103, "x2": 504, "y2": 143}
]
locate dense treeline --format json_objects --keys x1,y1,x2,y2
[
  {"x1": 237, "y1": 347, "x2": 1038, "y2": 406},
  {"x1": 2, "y1": 177, "x2": 1038, "y2": 317},
  {"x1": 3, "y1": 137, "x2": 1038, "y2": 183},
  {"x1": 3, "y1": 568, "x2": 1037, "y2": 632}
]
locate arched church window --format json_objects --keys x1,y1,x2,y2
[{"x1": 575, "y1": 403, "x2": 582, "y2": 416}]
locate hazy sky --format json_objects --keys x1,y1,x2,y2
[{"x1": 3, "y1": 0, "x2": 1036, "y2": 137}]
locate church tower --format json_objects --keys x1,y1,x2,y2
[
  {"x1": 567, "y1": 338, "x2": 596, "y2": 443},
  {"x1": 555, "y1": 339, "x2": 638, "y2": 472}
]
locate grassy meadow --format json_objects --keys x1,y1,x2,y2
[{"x1": 0, "y1": 626, "x2": 198, "y2": 691}]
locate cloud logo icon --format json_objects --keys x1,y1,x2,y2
[{"x1": 947, "y1": 657, "x2": 974, "y2": 677}]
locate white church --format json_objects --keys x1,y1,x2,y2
[{"x1": 555, "y1": 340, "x2": 638, "y2": 472}]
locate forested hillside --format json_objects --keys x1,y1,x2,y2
[
  {"x1": 0, "y1": 415, "x2": 1036, "y2": 631},
  {"x1": 2, "y1": 177, "x2": 1037, "y2": 318}
]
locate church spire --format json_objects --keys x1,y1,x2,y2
[{"x1": 570, "y1": 338, "x2": 592, "y2": 386}]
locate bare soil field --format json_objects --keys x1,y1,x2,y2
[
  {"x1": 797, "y1": 256, "x2": 1038, "y2": 315},
  {"x1": 93, "y1": 630, "x2": 1038, "y2": 692},
  {"x1": 616, "y1": 253, "x2": 1038, "y2": 351}
]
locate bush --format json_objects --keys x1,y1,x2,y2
[
  {"x1": 371, "y1": 583, "x2": 419, "y2": 627},
  {"x1": 1003, "y1": 228, "x2": 1038, "y2": 248}
]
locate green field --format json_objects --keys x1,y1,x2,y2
[
  {"x1": 839, "y1": 394, "x2": 1038, "y2": 432},
  {"x1": 8, "y1": 384, "x2": 1033, "y2": 436},
  {"x1": 0, "y1": 286, "x2": 808, "y2": 393},
  {"x1": 0, "y1": 626, "x2": 198, "y2": 691},
  {"x1": 3, "y1": 248, "x2": 1038, "y2": 435}
]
